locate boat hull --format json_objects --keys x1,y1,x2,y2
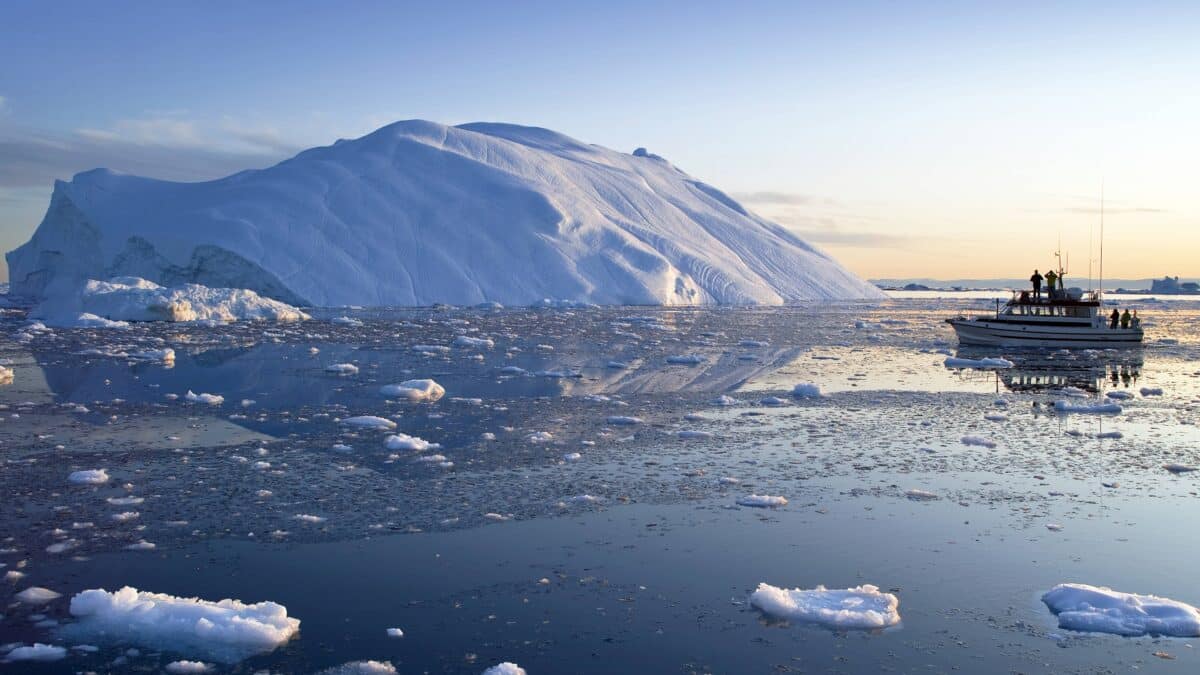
[{"x1": 946, "y1": 319, "x2": 1143, "y2": 348}]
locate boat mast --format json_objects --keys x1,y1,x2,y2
[{"x1": 1098, "y1": 182, "x2": 1105, "y2": 300}]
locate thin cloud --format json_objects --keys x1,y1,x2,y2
[
  {"x1": 732, "y1": 191, "x2": 824, "y2": 206},
  {"x1": 1062, "y1": 206, "x2": 1167, "y2": 215}
]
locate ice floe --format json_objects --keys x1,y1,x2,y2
[
  {"x1": 749, "y1": 583, "x2": 901, "y2": 629},
  {"x1": 384, "y1": 433, "x2": 439, "y2": 452},
  {"x1": 1053, "y1": 400, "x2": 1121, "y2": 414},
  {"x1": 482, "y1": 663, "x2": 527, "y2": 675},
  {"x1": 15, "y1": 586, "x2": 61, "y2": 604},
  {"x1": 326, "y1": 363, "x2": 360, "y2": 375},
  {"x1": 737, "y1": 495, "x2": 788, "y2": 508},
  {"x1": 340, "y1": 416, "x2": 397, "y2": 430},
  {"x1": 379, "y1": 379, "x2": 445, "y2": 402},
  {"x1": 65, "y1": 586, "x2": 301, "y2": 662},
  {"x1": 961, "y1": 435, "x2": 997, "y2": 448},
  {"x1": 791, "y1": 383, "x2": 822, "y2": 398},
  {"x1": 1041, "y1": 583, "x2": 1200, "y2": 637},
  {"x1": 943, "y1": 357, "x2": 1014, "y2": 369},
  {"x1": 165, "y1": 660, "x2": 212, "y2": 673},
  {"x1": 185, "y1": 391, "x2": 225, "y2": 405},
  {"x1": 3, "y1": 643, "x2": 67, "y2": 662},
  {"x1": 68, "y1": 469, "x2": 109, "y2": 485},
  {"x1": 317, "y1": 661, "x2": 398, "y2": 675}
]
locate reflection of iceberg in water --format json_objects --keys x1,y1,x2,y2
[{"x1": 952, "y1": 348, "x2": 1144, "y2": 394}]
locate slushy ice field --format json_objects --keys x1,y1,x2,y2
[{"x1": 2, "y1": 299, "x2": 1199, "y2": 674}]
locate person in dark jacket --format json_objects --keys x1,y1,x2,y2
[
  {"x1": 1110, "y1": 308, "x2": 1120, "y2": 329},
  {"x1": 1031, "y1": 270, "x2": 1044, "y2": 301},
  {"x1": 1120, "y1": 309, "x2": 1132, "y2": 329}
]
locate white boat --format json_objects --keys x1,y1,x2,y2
[{"x1": 946, "y1": 288, "x2": 1143, "y2": 348}]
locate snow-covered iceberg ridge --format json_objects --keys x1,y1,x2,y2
[
  {"x1": 8, "y1": 120, "x2": 882, "y2": 307},
  {"x1": 31, "y1": 277, "x2": 308, "y2": 326}
]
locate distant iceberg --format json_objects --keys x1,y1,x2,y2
[{"x1": 8, "y1": 120, "x2": 882, "y2": 307}]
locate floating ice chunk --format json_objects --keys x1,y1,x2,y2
[
  {"x1": 943, "y1": 357, "x2": 1013, "y2": 369},
  {"x1": 749, "y1": 583, "x2": 901, "y2": 629},
  {"x1": 484, "y1": 513, "x2": 511, "y2": 522},
  {"x1": 65, "y1": 586, "x2": 300, "y2": 662},
  {"x1": 677, "y1": 430, "x2": 713, "y2": 439},
  {"x1": 331, "y1": 316, "x2": 363, "y2": 327},
  {"x1": 1046, "y1": 523, "x2": 1064, "y2": 531},
  {"x1": 984, "y1": 413, "x2": 1007, "y2": 422},
  {"x1": 68, "y1": 469, "x2": 109, "y2": 485},
  {"x1": 527, "y1": 431, "x2": 553, "y2": 444},
  {"x1": 15, "y1": 587, "x2": 61, "y2": 604},
  {"x1": 326, "y1": 363, "x2": 359, "y2": 375},
  {"x1": 384, "y1": 434, "x2": 439, "y2": 452},
  {"x1": 739, "y1": 339, "x2": 769, "y2": 347},
  {"x1": 482, "y1": 663, "x2": 526, "y2": 675},
  {"x1": 961, "y1": 435, "x2": 997, "y2": 448},
  {"x1": 72, "y1": 313, "x2": 131, "y2": 328},
  {"x1": 562, "y1": 452, "x2": 582, "y2": 462},
  {"x1": 606, "y1": 361, "x2": 629, "y2": 369},
  {"x1": 185, "y1": 391, "x2": 224, "y2": 405},
  {"x1": 498, "y1": 366, "x2": 526, "y2": 375},
  {"x1": 317, "y1": 661, "x2": 398, "y2": 675},
  {"x1": 1096, "y1": 430, "x2": 1123, "y2": 439},
  {"x1": 294, "y1": 514, "x2": 327, "y2": 524},
  {"x1": 711, "y1": 395, "x2": 740, "y2": 406},
  {"x1": 453, "y1": 335, "x2": 494, "y2": 349},
  {"x1": 606, "y1": 416, "x2": 642, "y2": 425},
  {"x1": 340, "y1": 416, "x2": 397, "y2": 430},
  {"x1": 760, "y1": 396, "x2": 787, "y2": 406},
  {"x1": 165, "y1": 660, "x2": 211, "y2": 673},
  {"x1": 1052, "y1": 386, "x2": 1090, "y2": 398},
  {"x1": 33, "y1": 278, "x2": 308, "y2": 325},
  {"x1": 905, "y1": 489, "x2": 938, "y2": 501},
  {"x1": 385, "y1": 627, "x2": 404, "y2": 638},
  {"x1": 379, "y1": 379, "x2": 445, "y2": 402},
  {"x1": 1106, "y1": 390, "x2": 1134, "y2": 400},
  {"x1": 1164, "y1": 464, "x2": 1197, "y2": 474},
  {"x1": 791, "y1": 383, "x2": 822, "y2": 398},
  {"x1": 1141, "y1": 387, "x2": 1164, "y2": 396},
  {"x1": 411, "y1": 344, "x2": 450, "y2": 353},
  {"x1": 666, "y1": 354, "x2": 705, "y2": 364},
  {"x1": 126, "y1": 540, "x2": 156, "y2": 551},
  {"x1": 3, "y1": 643, "x2": 67, "y2": 662},
  {"x1": 1041, "y1": 583, "x2": 1200, "y2": 637},
  {"x1": 1054, "y1": 400, "x2": 1121, "y2": 414},
  {"x1": 130, "y1": 348, "x2": 175, "y2": 363},
  {"x1": 738, "y1": 495, "x2": 787, "y2": 508},
  {"x1": 106, "y1": 495, "x2": 141, "y2": 505}
]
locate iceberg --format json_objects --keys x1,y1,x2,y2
[
  {"x1": 1042, "y1": 583, "x2": 1200, "y2": 637},
  {"x1": 8, "y1": 121, "x2": 881, "y2": 307},
  {"x1": 749, "y1": 583, "x2": 901, "y2": 629}
]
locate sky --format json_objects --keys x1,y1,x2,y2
[{"x1": 1, "y1": 0, "x2": 1197, "y2": 282}]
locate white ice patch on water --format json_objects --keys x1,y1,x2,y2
[
  {"x1": 481, "y1": 663, "x2": 527, "y2": 675},
  {"x1": 384, "y1": 434, "x2": 439, "y2": 452},
  {"x1": 379, "y1": 379, "x2": 445, "y2": 402},
  {"x1": 606, "y1": 416, "x2": 642, "y2": 425},
  {"x1": 32, "y1": 277, "x2": 308, "y2": 325},
  {"x1": 15, "y1": 587, "x2": 61, "y2": 604},
  {"x1": 453, "y1": 335, "x2": 494, "y2": 349},
  {"x1": 1054, "y1": 400, "x2": 1121, "y2": 414},
  {"x1": 326, "y1": 363, "x2": 359, "y2": 375},
  {"x1": 339, "y1": 416, "x2": 397, "y2": 430},
  {"x1": 68, "y1": 469, "x2": 109, "y2": 485},
  {"x1": 943, "y1": 357, "x2": 1013, "y2": 369},
  {"x1": 185, "y1": 391, "x2": 224, "y2": 405},
  {"x1": 65, "y1": 586, "x2": 301, "y2": 662},
  {"x1": 165, "y1": 660, "x2": 212, "y2": 673},
  {"x1": 749, "y1": 583, "x2": 901, "y2": 629},
  {"x1": 3, "y1": 643, "x2": 67, "y2": 662},
  {"x1": 737, "y1": 495, "x2": 788, "y2": 508},
  {"x1": 1041, "y1": 583, "x2": 1200, "y2": 637},
  {"x1": 961, "y1": 435, "x2": 997, "y2": 448},
  {"x1": 666, "y1": 354, "x2": 705, "y2": 364},
  {"x1": 317, "y1": 660, "x2": 398, "y2": 674}
]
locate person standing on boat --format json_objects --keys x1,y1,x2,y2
[
  {"x1": 1120, "y1": 309, "x2": 1132, "y2": 329},
  {"x1": 1109, "y1": 308, "x2": 1120, "y2": 329},
  {"x1": 1030, "y1": 269, "x2": 1044, "y2": 301},
  {"x1": 1045, "y1": 269, "x2": 1058, "y2": 299}
]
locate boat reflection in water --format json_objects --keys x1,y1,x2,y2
[{"x1": 950, "y1": 348, "x2": 1144, "y2": 395}]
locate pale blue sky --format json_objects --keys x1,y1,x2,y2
[{"x1": 2, "y1": 0, "x2": 1197, "y2": 279}]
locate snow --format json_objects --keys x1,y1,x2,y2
[
  {"x1": 3, "y1": 643, "x2": 67, "y2": 662},
  {"x1": 482, "y1": 663, "x2": 527, "y2": 675},
  {"x1": 326, "y1": 363, "x2": 359, "y2": 375},
  {"x1": 68, "y1": 468, "x2": 109, "y2": 484},
  {"x1": 792, "y1": 383, "x2": 822, "y2": 398},
  {"x1": 186, "y1": 390, "x2": 224, "y2": 405},
  {"x1": 749, "y1": 583, "x2": 901, "y2": 629},
  {"x1": 1054, "y1": 400, "x2": 1122, "y2": 414},
  {"x1": 379, "y1": 379, "x2": 445, "y2": 402},
  {"x1": 1041, "y1": 583, "x2": 1200, "y2": 637},
  {"x1": 30, "y1": 277, "x2": 309, "y2": 325},
  {"x1": 8, "y1": 121, "x2": 880, "y2": 307},
  {"x1": 340, "y1": 416, "x2": 397, "y2": 430},
  {"x1": 738, "y1": 494, "x2": 788, "y2": 507},
  {"x1": 943, "y1": 357, "x2": 1014, "y2": 369},
  {"x1": 66, "y1": 586, "x2": 301, "y2": 662}
]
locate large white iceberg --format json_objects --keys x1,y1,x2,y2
[
  {"x1": 8, "y1": 121, "x2": 882, "y2": 307},
  {"x1": 30, "y1": 276, "x2": 308, "y2": 325},
  {"x1": 64, "y1": 586, "x2": 301, "y2": 663},
  {"x1": 1041, "y1": 583, "x2": 1200, "y2": 637},
  {"x1": 749, "y1": 582, "x2": 901, "y2": 629}
]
